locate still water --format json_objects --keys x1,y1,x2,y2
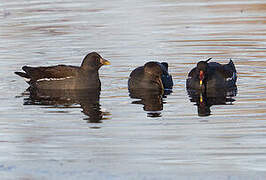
[{"x1": 1, "y1": 0, "x2": 266, "y2": 179}]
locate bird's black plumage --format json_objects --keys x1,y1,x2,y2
[
  {"x1": 186, "y1": 58, "x2": 237, "y2": 93},
  {"x1": 15, "y1": 52, "x2": 110, "y2": 90}
]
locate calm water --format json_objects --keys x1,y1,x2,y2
[{"x1": 1, "y1": 0, "x2": 266, "y2": 179}]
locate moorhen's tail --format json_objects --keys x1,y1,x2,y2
[
  {"x1": 225, "y1": 59, "x2": 236, "y2": 72},
  {"x1": 160, "y1": 62, "x2": 169, "y2": 72},
  {"x1": 14, "y1": 71, "x2": 30, "y2": 78},
  {"x1": 223, "y1": 59, "x2": 237, "y2": 90},
  {"x1": 223, "y1": 59, "x2": 237, "y2": 82},
  {"x1": 229, "y1": 59, "x2": 236, "y2": 73},
  {"x1": 160, "y1": 62, "x2": 173, "y2": 89}
]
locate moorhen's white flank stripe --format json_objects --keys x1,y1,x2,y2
[{"x1": 37, "y1": 76, "x2": 73, "y2": 82}]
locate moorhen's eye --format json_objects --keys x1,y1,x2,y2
[{"x1": 93, "y1": 56, "x2": 100, "y2": 66}]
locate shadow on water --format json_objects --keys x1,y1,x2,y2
[
  {"x1": 129, "y1": 89, "x2": 172, "y2": 118},
  {"x1": 187, "y1": 87, "x2": 237, "y2": 117},
  {"x1": 21, "y1": 88, "x2": 110, "y2": 123}
]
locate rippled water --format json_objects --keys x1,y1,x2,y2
[{"x1": 1, "y1": 0, "x2": 266, "y2": 179}]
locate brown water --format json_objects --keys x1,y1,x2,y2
[{"x1": 1, "y1": 0, "x2": 266, "y2": 179}]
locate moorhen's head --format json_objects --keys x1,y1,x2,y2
[
  {"x1": 144, "y1": 62, "x2": 163, "y2": 77},
  {"x1": 196, "y1": 58, "x2": 212, "y2": 87},
  {"x1": 81, "y1": 52, "x2": 111, "y2": 70},
  {"x1": 144, "y1": 62, "x2": 164, "y2": 90}
]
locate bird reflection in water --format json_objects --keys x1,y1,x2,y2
[
  {"x1": 129, "y1": 89, "x2": 172, "y2": 117},
  {"x1": 187, "y1": 87, "x2": 237, "y2": 116},
  {"x1": 23, "y1": 87, "x2": 110, "y2": 123}
]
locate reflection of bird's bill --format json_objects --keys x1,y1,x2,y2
[
  {"x1": 200, "y1": 94, "x2": 203, "y2": 103},
  {"x1": 100, "y1": 58, "x2": 111, "y2": 65}
]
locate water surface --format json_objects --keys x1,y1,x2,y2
[{"x1": 1, "y1": 0, "x2": 266, "y2": 179}]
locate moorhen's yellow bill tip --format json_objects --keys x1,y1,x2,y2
[{"x1": 101, "y1": 58, "x2": 111, "y2": 65}]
